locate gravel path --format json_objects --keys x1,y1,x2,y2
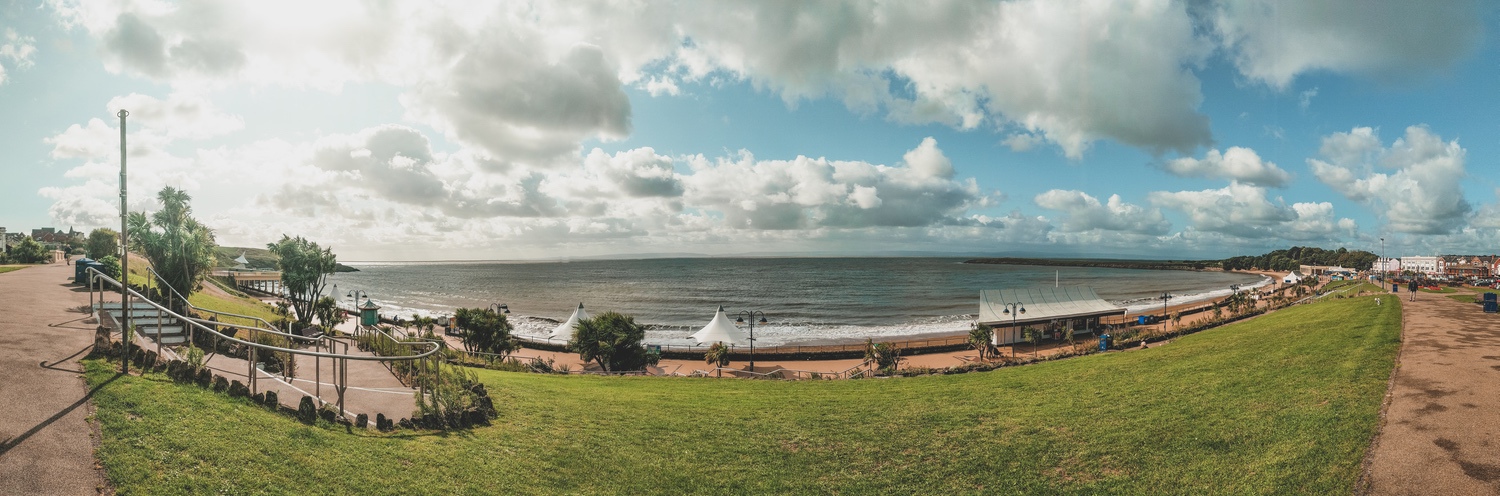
[
  {"x1": 0, "y1": 263, "x2": 107, "y2": 495},
  {"x1": 1363, "y1": 289, "x2": 1500, "y2": 495}
]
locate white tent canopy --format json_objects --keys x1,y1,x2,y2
[
  {"x1": 690, "y1": 306, "x2": 748, "y2": 346},
  {"x1": 1282, "y1": 271, "x2": 1303, "y2": 284},
  {"x1": 548, "y1": 303, "x2": 590, "y2": 341}
]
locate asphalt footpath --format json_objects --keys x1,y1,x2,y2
[
  {"x1": 0, "y1": 263, "x2": 107, "y2": 495},
  {"x1": 1363, "y1": 289, "x2": 1500, "y2": 495}
]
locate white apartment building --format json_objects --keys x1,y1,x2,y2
[
  {"x1": 1401, "y1": 256, "x2": 1440, "y2": 275},
  {"x1": 1372, "y1": 258, "x2": 1402, "y2": 273}
]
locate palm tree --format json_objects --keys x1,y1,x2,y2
[
  {"x1": 704, "y1": 342, "x2": 730, "y2": 377},
  {"x1": 968, "y1": 324, "x2": 993, "y2": 361},
  {"x1": 128, "y1": 187, "x2": 217, "y2": 312}
]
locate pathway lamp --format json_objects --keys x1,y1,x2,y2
[
  {"x1": 1002, "y1": 302, "x2": 1025, "y2": 357},
  {"x1": 490, "y1": 303, "x2": 510, "y2": 315},
  {"x1": 735, "y1": 311, "x2": 767, "y2": 372},
  {"x1": 345, "y1": 290, "x2": 366, "y2": 334}
]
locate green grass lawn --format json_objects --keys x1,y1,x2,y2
[
  {"x1": 187, "y1": 286, "x2": 283, "y2": 324},
  {"x1": 0, "y1": 265, "x2": 27, "y2": 274},
  {"x1": 85, "y1": 295, "x2": 1401, "y2": 495},
  {"x1": 1448, "y1": 288, "x2": 1499, "y2": 304}
]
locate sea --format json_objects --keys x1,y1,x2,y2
[{"x1": 324, "y1": 257, "x2": 1268, "y2": 347}]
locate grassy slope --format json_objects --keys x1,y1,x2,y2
[
  {"x1": 86, "y1": 295, "x2": 1401, "y2": 495},
  {"x1": 0, "y1": 265, "x2": 27, "y2": 274},
  {"x1": 187, "y1": 284, "x2": 282, "y2": 324}
]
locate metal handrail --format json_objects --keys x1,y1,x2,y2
[
  {"x1": 147, "y1": 265, "x2": 283, "y2": 331},
  {"x1": 90, "y1": 268, "x2": 441, "y2": 362}
]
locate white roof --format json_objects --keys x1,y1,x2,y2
[
  {"x1": 978, "y1": 286, "x2": 1126, "y2": 327},
  {"x1": 548, "y1": 303, "x2": 590, "y2": 341},
  {"x1": 1283, "y1": 271, "x2": 1303, "y2": 281},
  {"x1": 689, "y1": 306, "x2": 748, "y2": 346}
]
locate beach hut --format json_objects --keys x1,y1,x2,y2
[
  {"x1": 1282, "y1": 271, "x2": 1303, "y2": 284},
  {"x1": 548, "y1": 303, "x2": 590, "y2": 342},
  {"x1": 690, "y1": 306, "x2": 748, "y2": 346}
]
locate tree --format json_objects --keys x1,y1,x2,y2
[
  {"x1": 313, "y1": 296, "x2": 344, "y2": 333},
  {"x1": 85, "y1": 228, "x2": 119, "y2": 260},
  {"x1": 9, "y1": 237, "x2": 48, "y2": 264},
  {"x1": 864, "y1": 339, "x2": 902, "y2": 375},
  {"x1": 266, "y1": 235, "x2": 338, "y2": 325},
  {"x1": 128, "y1": 187, "x2": 218, "y2": 309},
  {"x1": 703, "y1": 342, "x2": 730, "y2": 377},
  {"x1": 455, "y1": 308, "x2": 520, "y2": 358},
  {"x1": 968, "y1": 324, "x2": 994, "y2": 361},
  {"x1": 569, "y1": 311, "x2": 649, "y2": 372}
]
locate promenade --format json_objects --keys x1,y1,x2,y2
[
  {"x1": 0, "y1": 264, "x2": 106, "y2": 495},
  {"x1": 1363, "y1": 289, "x2": 1500, "y2": 495}
]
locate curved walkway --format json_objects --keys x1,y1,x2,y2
[
  {"x1": 1364, "y1": 290, "x2": 1500, "y2": 495},
  {"x1": 0, "y1": 263, "x2": 107, "y2": 495}
]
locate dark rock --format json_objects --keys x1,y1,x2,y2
[
  {"x1": 398, "y1": 418, "x2": 414, "y2": 430},
  {"x1": 196, "y1": 368, "x2": 212, "y2": 387},
  {"x1": 264, "y1": 390, "x2": 278, "y2": 408},
  {"x1": 228, "y1": 380, "x2": 249, "y2": 398},
  {"x1": 298, "y1": 396, "x2": 317, "y2": 424},
  {"x1": 319, "y1": 406, "x2": 337, "y2": 423},
  {"x1": 376, "y1": 413, "x2": 389, "y2": 431},
  {"x1": 355, "y1": 413, "x2": 369, "y2": 428},
  {"x1": 211, "y1": 375, "x2": 229, "y2": 392}
]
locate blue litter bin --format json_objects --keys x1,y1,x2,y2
[
  {"x1": 1484, "y1": 293, "x2": 1497, "y2": 303},
  {"x1": 1099, "y1": 334, "x2": 1110, "y2": 351},
  {"x1": 73, "y1": 258, "x2": 93, "y2": 283},
  {"x1": 1484, "y1": 301, "x2": 1498, "y2": 314},
  {"x1": 1136, "y1": 315, "x2": 1148, "y2": 325}
]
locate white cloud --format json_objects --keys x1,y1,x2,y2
[
  {"x1": 107, "y1": 92, "x2": 244, "y2": 140},
  {"x1": 1298, "y1": 87, "x2": 1318, "y2": 110},
  {"x1": 1033, "y1": 190, "x2": 1169, "y2": 235},
  {"x1": 1211, "y1": 0, "x2": 1483, "y2": 89},
  {"x1": 0, "y1": 28, "x2": 38, "y2": 84},
  {"x1": 1308, "y1": 125, "x2": 1471, "y2": 234},
  {"x1": 1162, "y1": 146, "x2": 1292, "y2": 187},
  {"x1": 1148, "y1": 182, "x2": 1336, "y2": 239}
]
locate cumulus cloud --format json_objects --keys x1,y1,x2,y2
[
  {"x1": 1211, "y1": 0, "x2": 1483, "y2": 89},
  {"x1": 1162, "y1": 146, "x2": 1292, "y2": 187},
  {"x1": 0, "y1": 28, "x2": 38, "y2": 84},
  {"x1": 1308, "y1": 126, "x2": 1471, "y2": 234},
  {"x1": 1033, "y1": 190, "x2": 1169, "y2": 235},
  {"x1": 1149, "y1": 182, "x2": 1349, "y2": 240},
  {"x1": 680, "y1": 138, "x2": 991, "y2": 230}
]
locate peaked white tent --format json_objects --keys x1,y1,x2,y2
[
  {"x1": 690, "y1": 306, "x2": 747, "y2": 346},
  {"x1": 1282, "y1": 271, "x2": 1303, "y2": 284},
  {"x1": 548, "y1": 303, "x2": 590, "y2": 341},
  {"x1": 233, "y1": 252, "x2": 249, "y2": 269}
]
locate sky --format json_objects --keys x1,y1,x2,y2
[{"x1": 1, "y1": 0, "x2": 1498, "y2": 261}]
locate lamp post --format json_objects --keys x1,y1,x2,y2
[
  {"x1": 1161, "y1": 292, "x2": 1172, "y2": 331},
  {"x1": 489, "y1": 303, "x2": 510, "y2": 315},
  {"x1": 345, "y1": 290, "x2": 365, "y2": 334},
  {"x1": 1380, "y1": 237, "x2": 1386, "y2": 289},
  {"x1": 118, "y1": 108, "x2": 131, "y2": 374},
  {"x1": 1001, "y1": 302, "x2": 1025, "y2": 357},
  {"x1": 735, "y1": 310, "x2": 767, "y2": 372}
]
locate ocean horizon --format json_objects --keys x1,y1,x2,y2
[{"x1": 325, "y1": 257, "x2": 1268, "y2": 347}]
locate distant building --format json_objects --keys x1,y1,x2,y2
[
  {"x1": 1371, "y1": 258, "x2": 1401, "y2": 274},
  {"x1": 1401, "y1": 256, "x2": 1440, "y2": 275},
  {"x1": 1441, "y1": 255, "x2": 1495, "y2": 279}
]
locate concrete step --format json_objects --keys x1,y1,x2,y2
[
  {"x1": 98, "y1": 302, "x2": 159, "y2": 311},
  {"x1": 111, "y1": 316, "x2": 178, "y2": 326},
  {"x1": 153, "y1": 335, "x2": 188, "y2": 345},
  {"x1": 137, "y1": 326, "x2": 185, "y2": 337}
]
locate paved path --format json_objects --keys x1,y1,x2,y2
[
  {"x1": 1364, "y1": 290, "x2": 1500, "y2": 495},
  {"x1": 0, "y1": 264, "x2": 107, "y2": 495}
]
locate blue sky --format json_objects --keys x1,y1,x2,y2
[{"x1": 2, "y1": 1, "x2": 1497, "y2": 260}]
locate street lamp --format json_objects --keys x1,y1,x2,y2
[
  {"x1": 489, "y1": 303, "x2": 510, "y2": 315},
  {"x1": 1161, "y1": 292, "x2": 1173, "y2": 331},
  {"x1": 1380, "y1": 237, "x2": 1387, "y2": 288},
  {"x1": 1002, "y1": 302, "x2": 1025, "y2": 357},
  {"x1": 735, "y1": 310, "x2": 767, "y2": 372},
  {"x1": 345, "y1": 290, "x2": 366, "y2": 333}
]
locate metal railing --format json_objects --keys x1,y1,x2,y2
[
  {"x1": 146, "y1": 265, "x2": 283, "y2": 332},
  {"x1": 88, "y1": 267, "x2": 442, "y2": 415}
]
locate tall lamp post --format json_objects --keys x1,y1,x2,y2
[
  {"x1": 490, "y1": 303, "x2": 511, "y2": 315},
  {"x1": 735, "y1": 310, "x2": 767, "y2": 372},
  {"x1": 1161, "y1": 292, "x2": 1173, "y2": 331},
  {"x1": 118, "y1": 109, "x2": 131, "y2": 374},
  {"x1": 1380, "y1": 237, "x2": 1386, "y2": 289},
  {"x1": 345, "y1": 290, "x2": 366, "y2": 334},
  {"x1": 1002, "y1": 302, "x2": 1025, "y2": 357}
]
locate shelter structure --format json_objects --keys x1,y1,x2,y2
[
  {"x1": 978, "y1": 286, "x2": 1126, "y2": 345},
  {"x1": 548, "y1": 303, "x2": 590, "y2": 341},
  {"x1": 689, "y1": 306, "x2": 747, "y2": 346},
  {"x1": 1282, "y1": 271, "x2": 1303, "y2": 284}
]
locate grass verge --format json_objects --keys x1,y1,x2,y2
[
  {"x1": 86, "y1": 295, "x2": 1401, "y2": 495},
  {"x1": 187, "y1": 289, "x2": 283, "y2": 324},
  {"x1": 0, "y1": 265, "x2": 27, "y2": 274}
]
